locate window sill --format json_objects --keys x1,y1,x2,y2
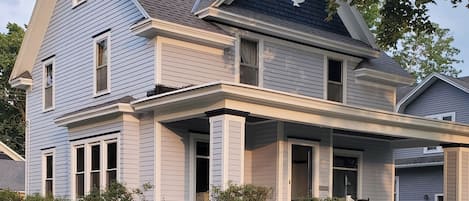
[
  {"x1": 72, "y1": 0, "x2": 87, "y2": 9},
  {"x1": 93, "y1": 91, "x2": 110, "y2": 98},
  {"x1": 43, "y1": 107, "x2": 55, "y2": 113}
]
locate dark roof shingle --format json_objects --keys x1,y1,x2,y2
[
  {"x1": 357, "y1": 52, "x2": 413, "y2": 78},
  {"x1": 0, "y1": 160, "x2": 25, "y2": 191}
]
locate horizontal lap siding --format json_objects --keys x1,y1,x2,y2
[
  {"x1": 396, "y1": 166, "x2": 443, "y2": 201},
  {"x1": 263, "y1": 42, "x2": 324, "y2": 99},
  {"x1": 228, "y1": 120, "x2": 242, "y2": 184},
  {"x1": 210, "y1": 120, "x2": 224, "y2": 188},
  {"x1": 121, "y1": 116, "x2": 140, "y2": 189},
  {"x1": 161, "y1": 42, "x2": 235, "y2": 87},
  {"x1": 28, "y1": 0, "x2": 151, "y2": 197},
  {"x1": 140, "y1": 113, "x2": 154, "y2": 200}
]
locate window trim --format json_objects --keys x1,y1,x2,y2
[
  {"x1": 324, "y1": 56, "x2": 347, "y2": 103},
  {"x1": 425, "y1": 112, "x2": 456, "y2": 122},
  {"x1": 423, "y1": 146, "x2": 444, "y2": 154},
  {"x1": 434, "y1": 193, "x2": 443, "y2": 201},
  {"x1": 71, "y1": 134, "x2": 119, "y2": 199},
  {"x1": 189, "y1": 133, "x2": 210, "y2": 201},
  {"x1": 93, "y1": 31, "x2": 111, "y2": 97},
  {"x1": 42, "y1": 57, "x2": 55, "y2": 112},
  {"x1": 395, "y1": 176, "x2": 399, "y2": 201},
  {"x1": 42, "y1": 149, "x2": 55, "y2": 197},
  {"x1": 333, "y1": 149, "x2": 362, "y2": 199},
  {"x1": 72, "y1": 0, "x2": 86, "y2": 8},
  {"x1": 236, "y1": 36, "x2": 264, "y2": 87}
]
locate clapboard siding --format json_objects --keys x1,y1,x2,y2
[
  {"x1": 333, "y1": 135, "x2": 393, "y2": 201},
  {"x1": 393, "y1": 147, "x2": 443, "y2": 160},
  {"x1": 404, "y1": 80, "x2": 469, "y2": 124},
  {"x1": 121, "y1": 115, "x2": 140, "y2": 189},
  {"x1": 139, "y1": 112, "x2": 154, "y2": 199},
  {"x1": 160, "y1": 40, "x2": 235, "y2": 88},
  {"x1": 263, "y1": 41, "x2": 324, "y2": 99},
  {"x1": 210, "y1": 120, "x2": 224, "y2": 188},
  {"x1": 27, "y1": 0, "x2": 151, "y2": 197},
  {"x1": 396, "y1": 166, "x2": 443, "y2": 201},
  {"x1": 228, "y1": 120, "x2": 242, "y2": 184}
]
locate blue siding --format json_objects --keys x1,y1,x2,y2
[{"x1": 396, "y1": 166, "x2": 443, "y2": 201}]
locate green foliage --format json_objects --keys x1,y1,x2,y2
[
  {"x1": 0, "y1": 22, "x2": 26, "y2": 156},
  {"x1": 0, "y1": 189, "x2": 22, "y2": 201},
  {"x1": 211, "y1": 183, "x2": 273, "y2": 201},
  {"x1": 82, "y1": 182, "x2": 152, "y2": 201},
  {"x1": 326, "y1": 0, "x2": 469, "y2": 49},
  {"x1": 292, "y1": 198, "x2": 345, "y2": 201}
]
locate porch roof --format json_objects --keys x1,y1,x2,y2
[{"x1": 132, "y1": 82, "x2": 469, "y2": 144}]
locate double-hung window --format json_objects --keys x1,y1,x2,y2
[
  {"x1": 327, "y1": 59, "x2": 344, "y2": 103},
  {"x1": 93, "y1": 32, "x2": 111, "y2": 96},
  {"x1": 424, "y1": 112, "x2": 455, "y2": 154},
  {"x1": 239, "y1": 39, "x2": 259, "y2": 86},
  {"x1": 43, "y1": 58, "x2": 55, "y2": 111},
  {"x1": 333, "y1": 151, "x2": 361, "y2": 200},
  {"x1": 42, "y1": 151, "x2": 54, "y2": 197},
  {"x1": 72, "y1": 137, "x2": 118, "y2": 198}
]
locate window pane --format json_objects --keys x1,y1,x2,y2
[
  {"x1": 97, "y1": 40, "x2": 107, "y2": 66},
  {"x1": 76, "y1": 174, "x2": 84, "y2": 198},
  {"x1": 91, "y1": 172, "x2": 100, "y2": 191},
  {"x1": 196, "y1": 158, "x2": 209, "y2": 193},
  {"x1": 107, "y1": 170, "x2": 117, "y2": 186},
  {"x1": 107, "y1": 142, "x2": 117, "y2": 169},
  {"x1": 437, "y1": 196, "x2": 444, "y2": 201},
  {"x1": 328, "y1": 59, "x2": 342, "y2": 82},
  {"x1": 327, "y1": 83, "x2": 343, "y2": 102},
  {"x1": 196, "y1": 142, "x2": 209, "y2": 157},
  {"x1": 240, "y1": 39, "x2": 258, "y2": 66},
  {"x1": 96, "y1": 66, "x2": 108, "y2": 92},
  {"x1": 46, "y1": 64, "x2": 53, "y2": 87},
  {"x1": 76, "y1": 147, "x2": 85, "y2": 172},
  {"x1": 46, "y1": 155, "x2": 53, "y2": 179},
  {"x1": 91, "y1": 145, "x2": 100, "y2": 170},
  {"x1": 46, "y1": 180, "x2": 53, "y2": 197},
  {"x1": 333, "y1": 169, "x2": 357, "y2": 200},
  {"x1": 240, "y1": 65, "x2": 258, "y2": 86},
  {"x1": 334, "y1": 156, "x2": 358, "y2": 169},
  {"x1": 45, "y1": 87, "x2": 53, "y2": 108},
  {"x1": 443, "y1": 116, "x2": 453, "y2": 121}
]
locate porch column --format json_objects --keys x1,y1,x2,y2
[
  {"x1": 443, "y1": 145, "x2": 469, "y2": 201},
  {"x1": 206, "y1": 109, "x2": 249, "y2": 189}
]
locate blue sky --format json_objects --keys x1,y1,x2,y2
[{"x1": 0, "y1": 1, "x2": 467, "y2": 75}]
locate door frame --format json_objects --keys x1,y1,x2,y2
[
  {"x1": 189, "y1": 133, "x2": 210, "y2": 201},
  {"x1": 287, "y1": 138, "x2": 320, "y2": 200}
]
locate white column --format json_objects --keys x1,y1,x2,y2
[
  {"x1": 444, "y1": 146, "x2": 469, "y2": 201},
  {"x1": 208, "y1": 110, "x2": 247, "y2": 190}
]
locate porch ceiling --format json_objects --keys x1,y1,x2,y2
[{"x1": 132, "y1": 82, "x2": 469, "y2": 144}]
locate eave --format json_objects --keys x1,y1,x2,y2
[
  {"x1": 130, "y1": 18, "x2": 235, "y2": 49},
  {"x1": 196, "y1": 7, "x2": 380, "y2": 58},
  {"x1": 132, "y1": 82, "x2": 469, "y2": 144},
  {"x1": 55, "y1": 103, "x2": 134, "y2": 127},
  {"x1": 9, "y1": 77, "x2": 33, "y2": 90},
  {"x1": 354, "y1": 68, "x2": 415, "y2": 87}
]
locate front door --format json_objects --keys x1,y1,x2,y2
[{"x1": 288, "y1": 140, "x2": 318, "y2": 201}]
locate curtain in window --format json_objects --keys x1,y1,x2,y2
[{"x1": 240, "y1": 39, "x2": 258, "y2": 67}]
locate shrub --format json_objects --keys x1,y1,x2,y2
[
  {"x1": 82, "y1": 182, "x2": 153, "y2": 201},
  {"x1": 0, "y1": 189, "x2": 22, "y2": 201},
  {"x1": 211, "y1": 183, "x2": 273, "y2": 201}
]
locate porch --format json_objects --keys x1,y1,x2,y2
[{"x1": 132, "y1": 82, "x2": 469, "y2": 201}]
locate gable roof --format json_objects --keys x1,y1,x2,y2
[
  {"x1": 356, "y1": 52, "x2": 413, "y2": 79},
  {"x1": 396, "y1": 73, "x2": 469, "y2": 112},
  {"x1": 0, "y1": 160, "x2": 25, "y2": 191},
  {"x1": 0, "y1": 141, "x2": 24, "y2": 162}
]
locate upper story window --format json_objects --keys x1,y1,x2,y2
[
  {"x1": 240, "y1": 38, "x2": 259, "y2": 86},
  {"x1": 327, "y1": 59, "x2": 344, "y2": 102},
  {"x1": 43, "y1": 58, "x2": 55, "y2": 111},
  {"x1": 93, "y1": 32, "x2": 111, "y2": 96},
  {"x1": 423, "y1": 112, "x2": 455, "y2": 154},
  {"x1": 72, "y1": 0, "x2": 86, "y2": 7},
  {"x1": 42, "y1": 150, "x2": 55, "y2": 197}
]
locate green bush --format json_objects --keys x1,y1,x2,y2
[
  {"x1": 211, "y1": 183, "x2": 273, "y2": 201},
  {"x1": 0, "y1": 190, "x2": 22, "y2": 201}
]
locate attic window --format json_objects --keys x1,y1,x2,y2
[{"x1": 327, "y1": 59, "x2": 344, "y2": 103}]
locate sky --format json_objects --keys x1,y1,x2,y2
[{"x1": 0, "y1": 1, "x2": 467, "y2": 75}]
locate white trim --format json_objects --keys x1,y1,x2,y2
[
  {"x1": 276, "y1": 121, "x2": 285, "y2": 200},
  {"x1": 131, "y1": 18, "x2": 235, "y2": 48},
  {"x1": 93, "y1": 31, "x2": 111, "y2": 97},
  {"x1": 426, "y1": 112, "x2": 456, "y2": 122},
  {"x1": 234, "y1": 34, "x2": 241, "y2": 83},
  {"x1": 72, "y1": 0, "x2": 86, "y2": 8},
  {"x1": 0, "y1": 141, "x2": 25, "y2": 161},
  {"x1": 258, "y1": 38, "x2": 264, "y2": 88},
  {"x1": 41, "y1": 149, "x2": 55, "y2": 197},
  {"x1": 395, "y1": 176, "x2": 399, "y2": 201},
  {"x1": 333, "y1": 149, "x2": 363, "y2": 199},
  {"x1": 154, "y1": 120, "x2": 162, "y2": 201},
  {"x1": 189, "y1": 133, "x2": 210, "y2": 201},
  {"x1": 395, "y1": 161, "x2": 444, "y2": 169},
  {"x1": 354, "y1": 68, "x2": 415, "y2": 87},
  {"x1": 130, "y1": 0, "x2": 150, "y2": 18},
  {"x1": 55, "y1": 103, "x2": 134, "y2": 126},
  {"x1": 196, "y1": 8, "x2": 380, "y2": 58},
  {"x1": 42, "y1": 57, "x2": 55, "y2": 112},
  {"x1": 329, "y1": 130, "x2": 333, "y2": 198},
  {"x1": 423, "y1": 146, "x2": 444, "y2": 154},
  {"x1": 9, "y1": 77, "x2": 32, "y2": 90},
  {"x1": 397, "y1": 73, "x2": 469, "y2": 112},
  {"x1": 434, "y1": 193, "x2": 443, "y2": 201},
  {"x1": 287, "y1": 138, "x2": 320, "y2": 200},
  {"x1": 155, "y1": 37, "x2": 162, "y2": 84}
]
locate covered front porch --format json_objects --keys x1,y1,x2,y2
[{"x1": 132, "y1": 82, "x2": 469, "y2": 201}]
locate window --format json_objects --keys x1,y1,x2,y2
[
  {"x1": 72, "y1": 0, "x2": 86, "y2": 7},
  {"x1": 239, "y1": 39, "x2": 259, "y2": 86},
  {"x1": 424, "y1": 112, "x2": 455, "y2": 154},
  {"x1": 190, "y1": 134, "x2": 210, "y2": 201},
  {"x1": 43, "y1": 58, "x2": 55, "y2": 111},
  {"x1": 42, "y1": 151, "x2": 54, "y2": 197},
  {"x1": 435, "y1": 194, "x2": 443, "y2": 201},
  {"x1": 94, "y1": 32, "x2": 111, "y2": 96},
  {"x1": 333, "y1": 150, "x2": 362, "y2": 200},
  {"x1": 327, "y1": 59, "x2": 344, "y2": 102},
  {"x1": 423, "y1": 146, "x2": 443, "y2": 154},
  {"x1": 72, "y1": 136, "x2": 118, "y2": 198}
]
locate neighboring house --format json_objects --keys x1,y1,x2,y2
[
  {"x1": 0, "y1": 141, "x2": 25, "y2": 193},
  {"x1": 8, "y1": 1, "x2": 469, "y2": 201},
  {"x1": 395, "y1": 73, "x2": 469, "y2": 201}
]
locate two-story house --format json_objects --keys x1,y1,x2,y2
[
  {"x1": 395, "y1": 73, "x2": 469, "y2": 201},
  {"x1": 9, "y1": 0, "x2": 469, "y2": 201}
]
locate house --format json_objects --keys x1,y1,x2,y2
[
  {"x1": 8, "y1": 0, "x2": 469, "y2": 201},
  {"x1": 0, "y1": 141, "x2": 25, "y2": 193},
  {"x1": 395, "y1": 73, "x2": 469, "y2": 201}
]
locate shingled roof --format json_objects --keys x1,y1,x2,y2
[
  {"x1": 357, "y1": 52, "x2": 413, "y2": 78},
  {"x1": 0, "y1": 160, "x2": 25, "y2": 192}
]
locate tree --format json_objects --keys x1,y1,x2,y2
[
  {"x1": 327, "y1": 0, "x2": 469, "y2": 49},
  {"x1": 0, "y1": 23, "x2": 26, "y2": 156}
]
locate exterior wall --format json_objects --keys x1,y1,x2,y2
[
  {"x1": 396, "y1": 166, "x2": 443, "y2": 201},
  {"x1": 27, "y1": 0, "x2": 153, "y2": 197},
  {"x1": 403, "y1": 80, "x2": 469, "y2": 124},
  {"x1": 159, "y1": 37, "x2": 235, "y2": 88},
  {"x1": 394, "y1": 147, "x2": 443, "y2": 160},
  {"x1": 333, "y1": 135, "x2": 394, "y2": 201},
  {"x1": 121, "y1": 114, "x2": 140, "y2": 189},
  {"x1": 139, "y1": 112, "x2": 155, "y2": 199}
]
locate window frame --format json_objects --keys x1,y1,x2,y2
[
  {"x1": 434, "y1": 193, "x2": 443, "y2": 201},
  {"x1": 236, "y1": 36, "x2": 264, "y2": 87},
  {"x1": 42, "y1": 57, "x2": 55, "y2": 112},
  {"x1": 93, "y1": 31, "x2": 111, "y2": 97},
  {"x1": 42, "y1": 149, "x2": 55, "y2": 197},
  {"x1": 423, "y1": 112, "x2": 455, "y2": 154},
  {"x1": 189, "y1": 133, "x2": 210, "y2": 201},
  {"x1": 332, "y1": 149, "x2": 363, "y2": 200},
  {"x1": 324, "y1": 57, "x2": 347, "y2": 103},
  {"x1": 72, "y1": 0, "x2": 86, "y2": 8},
  {"x1": 71, "y1": 134, "x2": 119, "y2": 199}
]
